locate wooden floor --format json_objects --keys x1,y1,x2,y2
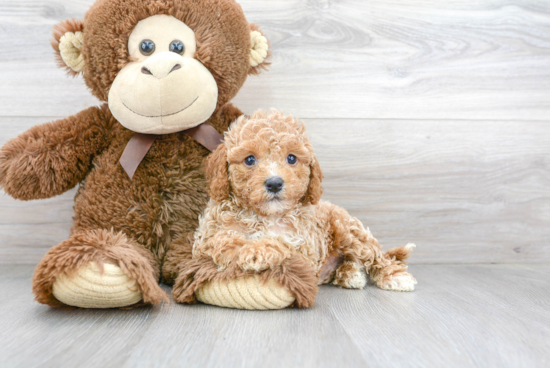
[{"x1": 0, "y1": 264, "x2": 548, "y2": 368}]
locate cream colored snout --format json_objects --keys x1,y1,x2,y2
[
  {"x1": 141, "y1": 52, "x2": 182, "y2": 80},
  {"x1": 108, "y1": 15, "x2": 219, "y2": 134},
  {"x1": 108, "y1": 51, "x2": 218, "y2": 135}
]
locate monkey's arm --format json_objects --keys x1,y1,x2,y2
[{"x1": 0, "y1": 105, "x2": 113, "y2": 200}]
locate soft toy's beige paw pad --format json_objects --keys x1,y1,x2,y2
[
  {"x1": 195, "y1": 275, "x2": 295, "y2": 310},
  {"x1": 52, "y1": 262, "x2": 142, "y2": 308}
]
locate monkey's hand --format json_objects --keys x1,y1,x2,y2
[{"x1": 0, "y1": 106, "x2": 112, "y2": 200}]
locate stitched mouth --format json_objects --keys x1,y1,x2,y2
[{"x1": 122, "y1": 96, "x2": 199, "y2": 118}]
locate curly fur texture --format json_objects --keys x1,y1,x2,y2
[
  {"x1": 180, "y1": 110, "x2": 417, "y2": 307},
  {"x1": 167, "y1": 235, "x2": 318, "y2": 308}
]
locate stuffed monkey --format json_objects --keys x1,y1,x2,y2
[{"x1": 0, "y1": 0, "x2": 271, "y2": 309}]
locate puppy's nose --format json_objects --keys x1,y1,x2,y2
[{"x1": 265, "y1": 177, "x2": 284, "y2": 194}]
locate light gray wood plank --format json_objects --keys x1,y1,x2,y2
[
  {"x1": 1, "y1": 117, "x2": 549, "y2": 264},
  {"x1": 328, "y1": 264, "x2": 550, "y2": 367},
  {"x1": 0, "y1": 0, "x2": 549, "y2": 120},
  {"x1": 0, "y1": 264, "x2": 548, "y2": 368},
  {"x1": 308, "y1": 118, "x2": 550, "y2": 264}
]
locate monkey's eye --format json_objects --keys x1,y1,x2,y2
[
  {"x1": 169, "y1": 40, "x2": 185, "y2": 54},
  {"x1": 244, "y1": 156, "x2": 257, "y2": 167},
  {"x1": 140, "y1": 40, "x2": 155, "y2": 56},
  {"x1": 286, "y1": 154, "x2": 298, "y2": 165}
]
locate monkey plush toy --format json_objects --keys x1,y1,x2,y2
[{"x1": 0, "y1": 0, "x2": 272, "y2": 309}]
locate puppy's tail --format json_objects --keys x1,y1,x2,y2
[{"x1": 384, "y1": 243, "x2": 416, "y2": 263}]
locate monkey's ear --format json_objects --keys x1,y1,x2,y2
[
  {"x1": 248, "y1": 24, "x2": 271, "y2": 75},
  {"x1": 301, "y1": 157, "x2": 324, "y2": 205},
  {"x1": 205, "y1": 144, "x2": 231, "y2": 202},
  {"x1": 52, "y1": 19, "x2": 85, "y2": 76}
]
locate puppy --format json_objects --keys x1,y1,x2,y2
[{"x1": 190, "y1": 109, "x2": 417, "y2": 297}]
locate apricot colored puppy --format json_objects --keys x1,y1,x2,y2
[{"x1": 176, "y1": 110, "x2": 417, "y2": 309}]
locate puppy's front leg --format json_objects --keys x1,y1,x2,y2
[
  {"x1": 194, "y1": 231, "x2": 247, "y2": 271},
  {"x1": 237, "y1": 238, "x2": 292, "y2": 273}
]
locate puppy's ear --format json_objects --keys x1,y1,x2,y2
[
  {"x1": 205, "y1": 144, "x2": 230, "y2": 202},
  {"x1": 302, "y1": 158, "x2": 324, "y2": 205}
]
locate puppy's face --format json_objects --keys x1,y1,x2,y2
[
  {"x1": 228, "y1": 129, "x2": 312, "y2": 216},
  {"x1": 206, "y1": 110, "x2": 323, "y2": 217}
]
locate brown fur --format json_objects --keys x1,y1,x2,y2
[
  {"x1": 0, "y1": 0, "x2": 269, "y2": 308},
  {"x1": 301, "y1": 157, "x2": 324, "y2": 206},
  {"x1": 0, "y1": 105, "x2": 113, "y2": 200},
  {"x1": 182, "y1": 110, "x2": 416, "y2": 307},
  {"x1": 75, "y1": 0, "x2": 267, "y2": 104},
  {"x1": 169, "y1": 236, "x2": 318, "y2": 308},
  {"x1": 204, "y1": 110, "x2": 324, "y2": 214},
  {"x1": 32, "y1": 229, "x2": 167, "y2": 308},
  {"x1": 205, "y1": 144, "x2": 230, "y2": 202},
  {"x1": 385, "y1": 245, "x2": 413, "y2": 262}
]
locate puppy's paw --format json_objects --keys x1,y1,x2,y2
[
  {"x1": 377, "y1": 271, "x2": 417, "y2": 292},
  {"x1": 333, "y1": 261, "x2": 367, "y2": 289},
  {"x1": 237, "y1": 248, "x2": 271, "y2": 272}
]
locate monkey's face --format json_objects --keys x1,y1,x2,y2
[
  {"x1": 53, "y1": 0, "x2": 270, "y2": 134},
  {"x1": 108, "y1": 15, "x2": 218, "y2": 134}
]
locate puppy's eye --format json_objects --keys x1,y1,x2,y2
[
  {"x1": 244, "y1": 156, "x2": 257, "y2": 167},
  {"x1": 169, "y1": 40, "x2": 185, "y2": 54},
  {"x1": 140, "y1": 40, "x2": 155, "y2": 56},
  {"x1": 286, "y1": 154, "x2": 298, "y2": 165}
]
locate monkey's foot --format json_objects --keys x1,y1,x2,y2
[{"x1": 52, "y1": 262, "x2": 143, "y2": 308}]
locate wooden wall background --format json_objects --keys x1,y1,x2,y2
[{"x1": 1, "y1": 0, "x2": 549, "y2": 264}]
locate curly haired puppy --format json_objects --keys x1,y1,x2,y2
[{"x1": 187, "y1": 109, "x2": 417, "y2": 300}]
